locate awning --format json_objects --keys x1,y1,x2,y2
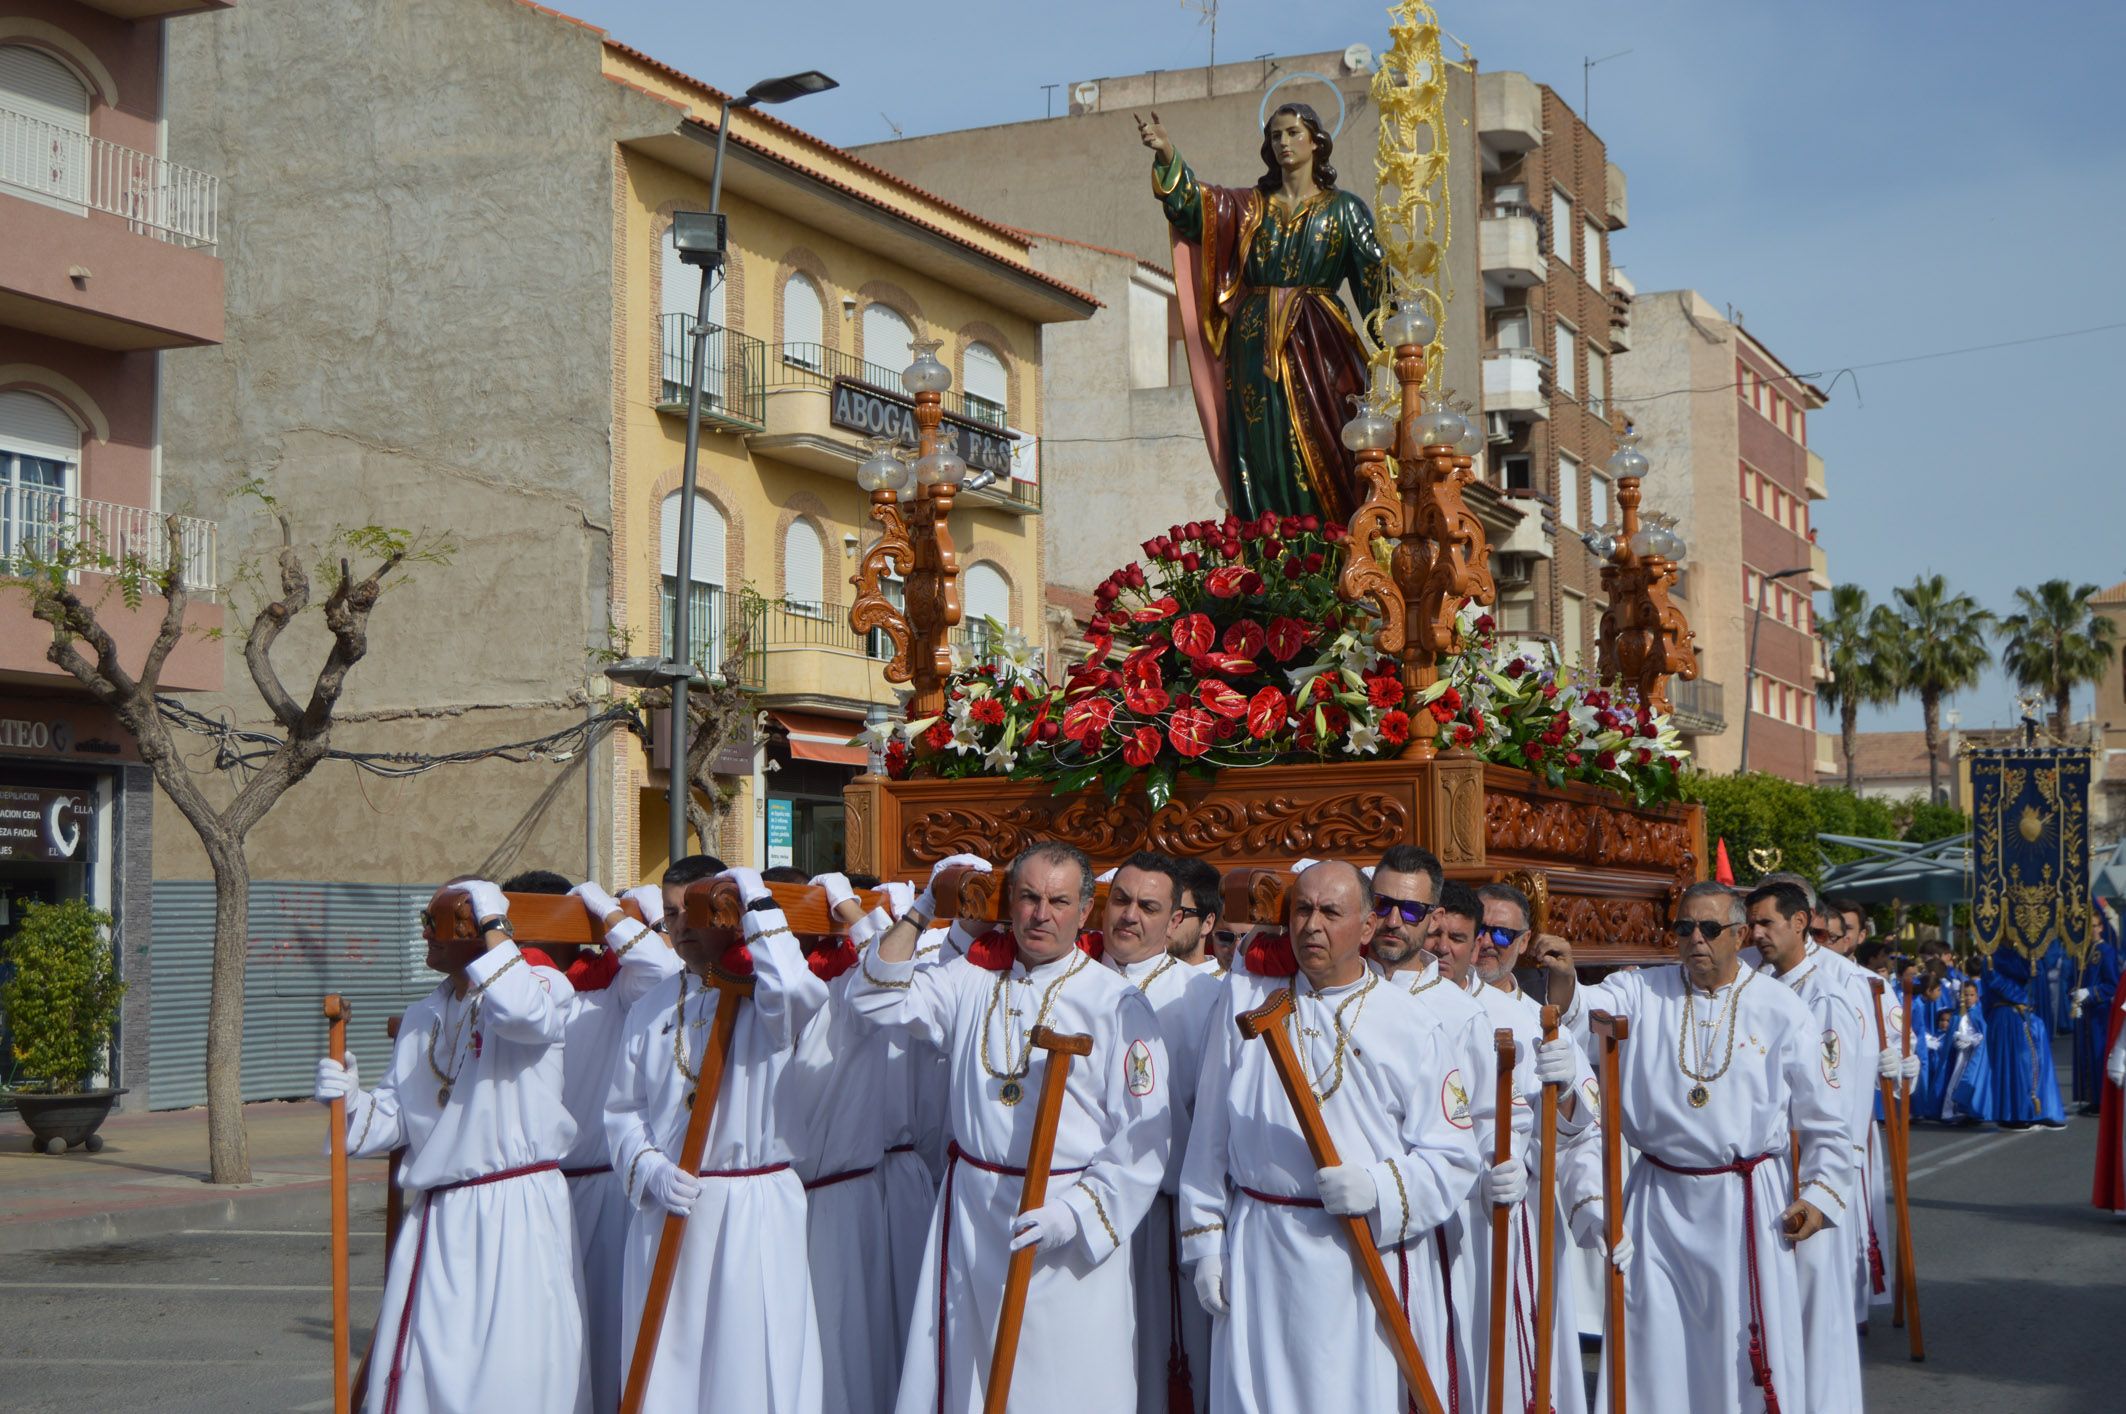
[{"x1": 768, "y1": 710, "x2": 869, "y2": 767}]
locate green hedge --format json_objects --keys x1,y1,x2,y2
[{"x1": 1680, "y1": 772, "x2": 1966, "y2": 893}]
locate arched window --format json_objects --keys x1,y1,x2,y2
[
  {"x1": 0, "y1": 390, "x2": 79, "y2": 568},
  {"x1": 0, "y1": 46, "x2": 90, "y2": 214},
  {"x1": 862, "y1": 303, "x2": 913, "y2": 382},
  {"x1": 962, "y1": 560, "x2": 1011, "y2": 661},
  {"x1": 659, "y1": 491, "x2": 726, "y2": 669},
  {"x1": 782, "y1": 273, "x2": 824, "y2": 371},
  {"x1": 782, "y1": 519, "x2": 825, "y2": 614},
  {"x1": 661, "y1": 225, "x2": 725, "y2": 404},
  {"x1": 963, "y1": 343, "x2": 1008, "y2": 428}
]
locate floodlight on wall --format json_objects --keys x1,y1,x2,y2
[{"x1": 669, "y1": 210, "x2": 728, "y2": 268}]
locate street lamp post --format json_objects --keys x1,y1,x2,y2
[
  {"x1": 1737, "y1": 565, "x2": 1811, "y2": 775},
  {"x1": 662, "y1": 70, "x2": 835, "y2": 869}
]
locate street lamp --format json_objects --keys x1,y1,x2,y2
[
  {"x1": 1737, "y1": 564, "x2": 1811, "y2": 774},
  {"x1": 664, "y1": 69, "x2": 835, "y2": 869},
  {"x1": 1591, "y1": 429, "x2": 1699, "y2": 715}
]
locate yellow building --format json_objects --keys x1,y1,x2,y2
[{"x1": 601, "y1": 42, "x2": 1095, "y2": 878}]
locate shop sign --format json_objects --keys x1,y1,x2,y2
[
  {"x1": 766, "y1": 798, "x2": 794, "y2": 869},
  {"x1": 0, "y1": 700, "x2": 137, "y2": 762},
  {"x1": 829, "y1": 379, "x2": 1017, "y2": 479},
  {"x1": 0, "y1": 786, "x2": 93, "y2": 863}
]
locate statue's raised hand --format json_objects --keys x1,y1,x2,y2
[{"x1": 1135, "y1": 111, "x2": 1173, "y2": 161}]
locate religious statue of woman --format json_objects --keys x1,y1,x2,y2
[{"x1": 1138, "y1": 103, "x2": 1389, "y2": 524}]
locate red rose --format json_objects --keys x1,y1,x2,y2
[
  {"x1": 1266, "y1": 617, "x2": 1310, "y2": 662},
  {"x1": 1565, "y1": 751, "x2": 1583, "y2": 767},
  {"x1": 1169, "y1": 707, "x2": 1215, "y2": 758},
  {"x1": 1241, "y1": 571, "x2": 1266, "y2": 595},
  {"x1": 971, "y1": 697, "x2": 1005, "y2": 726},
  {"x1": 1542, "y1": 682, "x2": 1559, "y2": 700},
  {"x1": 1263, "y1": 538, "x2": 1284, "y2": 557},
  {"x1": 1453, "y1": 724, "x2": 1475, "y2": 746},
  {"x1": 1474, "y1": 613, "x2": 1496, "y2": 634},
  {"x1": 1504, "y1": 659, "x2": 1527, "y2": 679},
  {"x1": 1122, "y1": 725, "x2": 1161, "y2": 768},
  {"x1": 1524, "y1": 741, "x2": 1545, "y2": 763},
  {"x1": 1246, "y1": 686, "x2": 1289, "y2": 739},
  {"x1": 1637, "y1": 748, "x2": 1654, "y2": 765},
  {"x1": 1172, "y1": 612, "x2": 1216, "y2": 658},
  {"x1": 1141, "y1": 538, "x2": 1163, "y2": 559},
  {"x1": 1239, "y1": 522, "x2": 1262, "y2": 542},
  {"x1": 1367, "y1": 677, "x2": 1403, "y2": 710},
  {"x1": 1380, "y1": 710, "x2": 1411, "y2": 745},
  {"x1": 1181, "y1": 552, "x2": 1202, "y2": 572},
  {"x1": 1062, "y1": 695, "x2": 1115, "y2": 746},
  {"x1": 1280, "y1": 516, "x2": 1303, "y2": 538},
  {"x1": 1196, "y1": 679, "x2": 1249, "y2": 719},
  {"x1": 1282, "y1": 558, "x2": 1306, "y2": 581},
  {"x1": 1124, "y1": 682, "x2": 1171, "y2": 715},
  {"x1": 1206, "y1": 565, "x2": 1249, "y2": 599},
  {"x1": 1596, "y1": 751, "x2": 1616, "y2": 770},
  {"x1": 1125, "y1": 565, "x2": 1148, "y2": 590},
  {"x1": 1303, "y1": 552, "x2": 1325, "y2": 573},
  {"x1": 1040, "y1": 721, "x2": 1061, "y2": 742},
  {"x1": 1323, "y1": 522, "x2": 1348, "y2": 543}
]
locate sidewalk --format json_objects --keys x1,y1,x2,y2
[{"x1": 0, "y1": 1099, "x2": 389, "y2": 1254}]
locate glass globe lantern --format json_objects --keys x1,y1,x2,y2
[
  {"x1": 1628, "y1": 527, "x2": 1659, "y2": 559},
  {"x1": 1381, "y1": 300, "x2": 1438, "y2": 350},
  {"x1": 1606, "y1": 430, "x2": 1650, "y2": 482},
  {"x1": 1341, "y1": 392, "x2": 1396, "y2": 452},
  {"x1": 916, "y1": 441, "x2": 968, "y2": 486},
  {"x1": 1582, "y1": 528, "x2": 1618, "y2": 562},
  {"x1": 856, "y1": 437, "x2": 910, "y2": 493},
  {"x1": 1453, "y1": 409, "x2": 1485, "y2": 458},
  {"x1": 1414, "y1": 398, "x2": 1468, "y2": 450},
  {"x1": 901, "y1": 340, "x2": 952, "y2": 397}
]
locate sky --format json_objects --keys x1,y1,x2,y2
[{"x1": 560, "y1": 0, "x2": 2126, "y2": 733}]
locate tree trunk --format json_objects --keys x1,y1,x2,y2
[
  {"x1": 2056, "y1": 685, "x2": 2072, "y2": 741},
  {"x1": 1842, "y1": 699, "x2": 1860, "y2": 792},
  {"x1": 1921, "y1": 692, "x2": 1942, "y2": 804},
  {"x1": 204, "y1": 838, "x2": 253, "y2": 1184}
]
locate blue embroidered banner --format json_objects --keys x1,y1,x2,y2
[{"x1": 1970, "y1": 747, "x2": 2096, "y2": 964}]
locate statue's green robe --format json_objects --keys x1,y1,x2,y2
[{"x1": 1155, "y1": 149, "x2": 1389, "y2": 523}]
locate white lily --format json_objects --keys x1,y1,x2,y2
[
  {"x1": 1347, "y1": 719, "x2": 1384, "y2": 756},
  {"x1": 949, "y1": 717, "x2": 982, "y2": 754},
  {"x1": 982, "y1": 741, "x2": 1018, "y2": 773}
]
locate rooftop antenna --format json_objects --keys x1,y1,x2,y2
[
  {"x1": 1041, "y1": 82, "x2": 1059, "y2": 118},
  {"x1": 880, "y1": 111, "x2": 904, "y2": 139},
  {"x1": 1181, "y1": 0, "x2": 1220, "y2": 70},
  {"x1": 1581, "y1": 48, "x2": 1632, "y2": 124}
]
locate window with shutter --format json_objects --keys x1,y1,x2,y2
[
  {"x1": 783, "y1": 520, "x2": 825, "y2": 615},
  {"x1": 862, "y1": 304, "x2": 914, "y2": 384},
  {"x1": 0, "y1": 390, "x2": 78, "y2": 567},
  {"x1": 1, "y1": 46, "x2": 90, "y2": 214},
  {"x1": 1554, "y1": 320, "x2": 1577, "y2": 397},
  {"x1": 658, "y1": 491, "x2": 726, "y2": 668},
  {"x1": 660, "y1": 233, "x2": 725, "y2": 403},
  {"x1": 962, "y1": 561, "x2": 1011, "y2": 664},
  {"x1": 963, "y1": 343, "x2": 1008, "y2": 428},
  {"x1": 1558, "y1": 452, "x2": 1580, "y2": 529},
  {"x1": 1550, "y1": 188, "x2": 1573, "y2": 267},
  {"x1": 782, "y1": 273, "x2": 824, "y2": 371}
]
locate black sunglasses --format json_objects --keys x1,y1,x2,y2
[
  {"x1": 1670, "y1": 919, "x2": 1739, "y2": 942},
  {"x1": 1213, "y1": 930, "x2": 1240, "y2": 946},
  {"x1": 1478, "y1": 925, "x2": 1525, "y2": 949},
  {"x1": 1373, "y1": 894, "x2": 1436, "y2": 925},
  {"x1": 1173, "y1": 905, "x2": 1212, "y2": 923}
]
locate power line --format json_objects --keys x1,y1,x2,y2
[{"x1": 156, "y1": 698, "x2": 635, "y2": 779}]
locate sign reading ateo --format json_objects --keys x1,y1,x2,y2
[{"x1": 0, "y1": 786, "x2": 93, "y2": 863}]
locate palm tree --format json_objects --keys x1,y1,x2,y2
[
  {"x1": 1817, "y1": 585, "x2": 1905, "y2": 790},
  {"x1": 1892, "y1": 575, "x2": 1993, "y2": 802},
  {"x1": 1999, "y1": 579, "x2": 2118, "y2": 737}
]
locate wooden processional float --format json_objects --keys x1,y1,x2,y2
[{"x1": 830, "y1": 291, "x2": 1705, "y2": 964}]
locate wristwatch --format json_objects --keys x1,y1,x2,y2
[
  {"x1": 479, "y1": 916, "x2": 514, "y2": 936},
  {"x1": 744, "y1": 896, "x2": 780, "y2": 915}
]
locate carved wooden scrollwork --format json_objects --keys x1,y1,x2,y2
[
  {"x1": 1410, "y1": 445, "x2": 1496, "y2": 659},
  {"x1": 1548, "y1": 893, "x2": 1668, "y2": 953},
  {"x1": 1149, "y1": 792, "x2": 1409, "y2": 858},
  {"x1": 848, "y1": 488, "x2": 916, "y2": 684},
  {"x1": 1493, "y1": 867, "x2": 1551, "y2": 933},
  {"x1": 1338, "y1": 443, "x2": 1405, "y2": 663}
]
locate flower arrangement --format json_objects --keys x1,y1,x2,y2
[{"x1": 861, "y1": 511, "x2": 1690, "y2": 809}]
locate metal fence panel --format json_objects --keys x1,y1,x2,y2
[{"x1": 149, "y1": 880, "x2": 441, "y2": 1110}]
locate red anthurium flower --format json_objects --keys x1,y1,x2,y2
[
  {"x1": 1122, "y1": 725, "x2": 1161, "y2": 767},
  {"x1": 1125, "y1": 682, "x2": 1171, "y2": 715},
  {"x1": 1168, "y1": 707, "x2": 1215, "y2": 758},
  {"x1": 1223, "y1": 619, "x2": 1265, "y2": 659},
  {"x1": 1062, "y1": 695, "x2": 1115, "y2": 745},
  {"x1": 1131, "y1": 595, "x2": 1180, "y2": 623},
  {"x1": 1172, "y1": 612, "x2": 1216, "y2": 658},
  {"x1": 1200, "y1": 653, "x2": 1259, "y2": 676},
  {"x1": 1196, "y1": 679, "x2": 1249, "y2": 719},
  {"x1": 1265, "y1": 617, "x2": 1310, "y2": 663},
  {"x1": 1084, "y1": 632, "x2": 1114, "y2": 663},
  {"x1": 1206, "y1": 566, "x2": 1248, "y2": 599},
  {"x1": 1246, "y1": 686, "x2": 1288, "y2": 739}
]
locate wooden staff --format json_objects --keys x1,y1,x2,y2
[
  {"x1": 983, "y1": 1026, "x2": 1095, "y2": 1414},
  {"x1": 1486, "y1": 1026, "x2": 1515, "y2": 1414},
  {"x1": 1530, "y1": 1005, "x2": 1561, "y2": 1414},
  {"x1": 1591, "y1": 1011, "x2": 1630, "y2": 1414},
  {"x1": 1893, "y1": 978, "x2": 1926, "y2": 1360},
  {"x1": 323, "y1": 995, "x2": 352, "y2": 1414},
  {"x1": 618, "y1": 907, "x2": 756, "y2": 1414},
  {"x1": 351, "y1": 1013, "x2": 406, "y2": 1411},
  {"x1": 1237, "y1": 990, "x2": 1447, "y2": 1414}
]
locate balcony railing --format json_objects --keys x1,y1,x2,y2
[
  {"x1": 1669, "y1": 676, "x2": 1726, "y2": 733},
  {"x1": 0, "y1": 103, "x2": 220, "y2": 251},
  {"x1": 657, "y1": 314, "x2": 767, "y2": 429},
  {"x1": 763, "y1": 342, "x2": 1009, "y2": 429},
  {"x1": 2, "y1": 487, "x2": 219, "y2": 598}
]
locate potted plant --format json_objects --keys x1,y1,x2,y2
[{"x1": 1, "y1": 897, "x2": 128, "y2": 1154}]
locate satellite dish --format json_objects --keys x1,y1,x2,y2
[
  {"x1": 1072, "y1": 81, "x2": 1101, "y2": 110},
  {"x1": 1343, "y1": 43, "x2": 1374, "y2": 74}
]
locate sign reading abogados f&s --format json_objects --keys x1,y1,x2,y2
[
  {"x1": 0, "y1": 786, "x2": 93, "y2": 863},
  {"x1": 829, "y1": 378, "x2": 1017, "y2": 479}
]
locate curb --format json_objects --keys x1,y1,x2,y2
[{"x1": 1, "y1": 1176, "x2": 389, "y2": 1255}]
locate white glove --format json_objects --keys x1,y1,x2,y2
[
  {"x1": 1008, "y1": 1199, "x2": 1080, "y2": 1254},
  {"x1": 1901, "y1": 1052, "x2": 1920, "y2": 1082},
  {"x1": 2073, "y1": 987, "x2": 2091, "y2": 1004},
  {"x1": 313, "y1": 1053, "x2": 358, "y2": 1104},
  {"x1": 1094, "y1": 866, "x2": 1119, "y2": 884},
  {"x1": 1315, "y1": 1164, "x2": 1376, "y2": 1217},
  {"x1": 571, "y1": 880, "x2": 622, "y2": 924},
  {"x1": 623, "y1": 883, "x2": 666, "y2": 926},
  {"x1": 916, "y1": 853, "x2": 992, "y2": 918},
  {"x1": 460, "y1": 879, "x2": 509, "y2": 929},
  {"x1": 638, "y1": 1153, "x2": 702, "y2": 1218},
  {"x1": 719, "y1": 866, "x2": 770, "y2": 906},
  {"x1": 1535, "y1": 1036, "x2": 1577, "y2": 1086},
  {"x1": 1569, "y1": 1200, "x2": 1634, "y2": 1272},
  {"x1": 1291, "y1": 856, "x2": 1324, "y2": 874},
  {"x1": 811, "y1": 871, "x2": 857, "y2": 914},
  {"x1": 1482, "y1": 1157, "x2": 1529, "y2": 1207},
  {"x1": 881, "y1": 881, "x2": 916, "y2": 918},
  {"x1": 1192, "y1": 1253, "x2": 1229, "y2": 1316},
  {"x1": 1955, "y1": 1028, "x2": 1980, "y2": 1052},
  {"x1": 1876, "y1": 1048, "x2": 1901, "y2": 1080},
  {"x1": 2106, "y1": 1046, "x2": 2126, "y2": 1088}
]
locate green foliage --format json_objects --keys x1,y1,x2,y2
[
  {"x1": 1998, "y1": 579, "x2": 2117, "y2": 725},
  {"x1": 0, "y1": 899, "x2": 126, "y2": 1093},
  {"x1": 1680, "y1": 773, "x2": 1960, "y2": 889}
]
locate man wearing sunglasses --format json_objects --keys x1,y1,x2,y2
[
  {"x1": 1169, "y1": 857, "x2": 1226, "y2": 972},
  {"x1": 1534, "y1": 881, "x2": 1852, "y2": 1414},
  {"x1": 1101, "y1": 851, "x2": 1224, "y2": 1414}
]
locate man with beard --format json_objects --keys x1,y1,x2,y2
[
  {"x1": 1182, "y1": 860, "x2": 1481, "y2": 1410},
  {"x1": 1170, "y1": 856, "x2": 1227, "y2": 974},
  {"x1": 1534, "y1": 882, "x2": 1852, "y2": 1413}
]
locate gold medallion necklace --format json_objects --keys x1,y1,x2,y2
[
  {"x1": 424, "y1": 955, "x2": 518, "y2": 1106},
  {"x1": 1676, "y1": 968, "x2": 1753, "y2": 1108},
  {"x1": 1288, "y1": 973, "x2": 1377, "y2": 1102},
  {"x1": 980, "y1": 951, "x2": 1088, "y2": 1106}
]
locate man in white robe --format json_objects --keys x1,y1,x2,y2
[
  {"x1": 604, "y1": 866, "x2": 829, "y2": 1413},
  {"x1": 1535, "y1": 880, "x2": 1855, "y2": 1414},
  {"x1": 313, "y1": 879, "x2": 589, "y2": 1414},
  {"x1": 1744, "y1": 879, "x2": 1871, "y2": 1411},
  {"x1": 848, "y1": 842, "x2": 1172, "y2": 1414},
  {"x1": 1099, "y1": 851, "x2": 1224, "y2": 1414},
  {"x1": 1182, "y1": 860, "x2": 1482, "y2": 1412}
]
